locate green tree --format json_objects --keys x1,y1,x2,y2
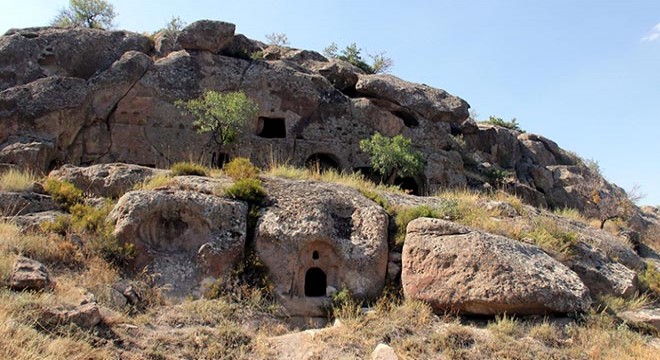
[
  {"x1": 323, "y1": 42, "x2": 393, "y2": 74},
  {"x1": 359, "y1": 132, "x2": 424, "y2": 185},
  {"x1": 51, "y1": 0, "x2": 116, "y2": 29},
  {"x1": 176, "y1": 90, "x2": 258, "y2": 148}
]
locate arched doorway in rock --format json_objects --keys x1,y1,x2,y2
[
  {"x1": 305, "y1": 153, "x2": 340, "y2": 173},
  {"x1": 304, "y1": 267, "x2": 327, "y2": 297}
]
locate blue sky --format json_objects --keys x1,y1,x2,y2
[{"x1": 1, "y1": 0, "x2": 659, "y2": 205}]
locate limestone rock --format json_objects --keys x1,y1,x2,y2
[
  {"x1": 355, "y1": 74, "x2": 470, "y2": 124},
  {"x1": 49, "y1": 163, "x2": 168, "y2": 198},
  {"x1": 0, "y1": 191, "x2": 57, "y2": 216},
  {"x1": 402, "y1": 218, "x2": 591, "y2": 315},
  {"x1": 1, "y1": 210, "x2": 65, "y2": 231},
  {"x1": 371, "y1": 343, "x2": 398, "y2": 360},
  {"x1": 110, "y1": 190, "x2": 247, "y2": 297},
  {"x1": 255, "y1": 178, "x2": 389, "y2": 316},
  {"x1": 312, "y1": 58, "x2": 363, "y2": 92},
  {"x1": 10, "y1": 257, "x2": 51, "y2": 291},
  {"x1": 177, "y1": 20, "x2": 235, "y2": 53}
]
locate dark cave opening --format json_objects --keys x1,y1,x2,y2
[{"x1": 304, "y1": 267, "x2": 327, "y2": 297}]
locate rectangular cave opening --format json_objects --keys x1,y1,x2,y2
[{"x1": 258, "y1": 117, "x2": 287, "y2": 138}]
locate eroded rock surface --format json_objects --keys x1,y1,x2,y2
[
  {"x1": 402, "y1": 218, "x2": 591, "y2": 315},
  {"x1": 10, "y1": 257, "x2": 51, "y2": 291},
  {"x1": 110, "y1": 190, "x2": 247, "y2": 297},
  {"x1": 255, "y1": 178, "x2": 389, "y2": 316}
]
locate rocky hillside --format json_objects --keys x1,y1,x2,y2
[
  {"x1": 0, "y1": 20, "x2": 641, "y2": 219},
  {"x1": 1, "y1": 19, "x2": 659, "y2": 359}
]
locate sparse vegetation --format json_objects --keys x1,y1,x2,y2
[
  {"x1": 170, "y1": 161, "x2": 209, "y2": 177},
  {"x1": 224, "y1": 178, "x2": 266, "y2": 204},
  {"x1": 638, "y1": 261, "x2": 660, "y2": 297},
  {"x1": 483, "y1": 116, "x2": 524, "y2": 132},
  {"x1": 522, "y1": 218, "x2": 578, "y2": 258},
  {"x1": 359, "y1": 132, "x2": 424, "y2": 186},
  {"x1": 133, "y1": 173, "x2": 172, "y2": 190},
  {"x1": 393, "y1": 204, "x2": 457, "y2": 247},
  {"x1": 323, "y1": 42, "x2": 393, "y2": 74},
  {"x1": 43, "y1": 178, "x2": 84, "y2": 211},
  {"x1": 223, "y1": 157, "x2": 260, "y2": 180},
  {"x1": 0, "y1": 169, "x2": 37, "y2": 192},
  {"x1": 265, "y1": 32, "x2": 289, "y2": 46}
]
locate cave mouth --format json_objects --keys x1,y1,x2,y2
[
  {"x1": 258, "y1": 117, "x2": 286, "y2": 138},
  {"x1": 392, "y1": 110, "x2": 419, "y2": 128},
  {"x1": 306, "y1": 153, "x2": 340, "y2": 173},
  {"x1": 304, "y1": 267, "x2": 327, "y2": 297},
  {"x1": 395, "y1": 176, "x2": 420, "y2": 196},
  {"x1": 212, "y1": 152, "x2": 230, "y2": 168}
]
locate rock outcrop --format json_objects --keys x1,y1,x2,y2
[
  {"x1": 402, "y1": 218, "x2": 591, "y2": 315},
  {"x1": 255, "y1": 178, "x2": 389, "y2": 316},
  {"x1": 110, "y1": 189, "x2": 247, "y2": 297},
  {"x1": 10, "y1": 257, "x2": 52, "y2": 291}
]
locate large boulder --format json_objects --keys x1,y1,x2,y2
[
  {"x1": 177, "y1": 20, "x2": 235, "y2": 53},
  {"x1": 402, "y1": 218, "x2": 591, "y2": 315},
  {"x1": 567, "y1": 242, "x2": 639, "y2": 299},
  {"x1": 255, "y1": 178, "x2": 389, "y2": 316},
  {"x1": 0, "y1": 27, "x2": 151, "y2": 91},
  {"x1": 355, "y1": 74, "x2": 470, "y2": 124},
  {"x1": 110, "y1": 190, "x2": 247, "y2": 297},
  {"x1": 49, "y1": 163, "x2": 168, "y2": 198}
]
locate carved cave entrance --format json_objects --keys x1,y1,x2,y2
[
  {"x1": 258, "y1": 117, "x2": 286, "y2": 138},
  {"x1": 306, "y1": 153, "x2": 340, "y2": 173},
  {"x1": 304, "y1": 267, "x2": 327, "y2": 297}
]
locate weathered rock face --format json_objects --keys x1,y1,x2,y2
[
  {"x1": 618, "y1": 308, "x2": 660, "y2": 332},
  {"x1": 402, "y1": 218, "x2": 591, "y2": 315},
  {"x1": 10, "y1": 257, "x2": 51, "y2": 291},
  {"x1": 255, "y1": 178, "x2": 389, "y2": 316},
  {"x1": 0, "y1": 21, "x2": 631, "y2": 214},
  {"x1": 49, "y1": 163, "x2": 168, "y2": 198},
  {"x1": 38, "y1": 303, "x2": 102, "y2": 329},
  {"x1": 177, "y1": 20, "x2": 235, "y2": 53},
  {"x1": 0, "y1": 191, "x2": 57, "y2": 216},
  {"x1": 0, "y1": 27, "x2": 151, "y2": 91},
  {"x1": 568, "y1": 242, "x2": 639, "y2": 298},
  {"x1": 110, "y1": 190, "x2": 247, "y2": 297}
]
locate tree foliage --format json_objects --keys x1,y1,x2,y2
[
  {"x1": 484, "y1": 116, "x2": 524, "y2": 132},
  {"x1": 323, "y1": 42, "x2": 393, "y2": 74},
  {"x1": 176, "y1": 90, "x2": 258, "y2": 147},
  {"x1": 359, "y1": 132, "x2": 424, "y2": 185},
  {"x1": 51, "y1": 0, "x2": 116, "y2": 29}
]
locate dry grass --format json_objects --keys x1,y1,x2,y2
[
  {"x1": 0, "y1": 168, "x2": 37, "y2": 192},
  {"x1": 599, "y1": 293, "x2": 655, "y2": 313},
  {"x1": 553, "y1": 207, "x2": 589, "y2": 224},
  {"x1": 132, "y1": 173, "x2": 172, "y2": 190}
]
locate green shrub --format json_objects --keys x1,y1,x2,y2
[
  {"x1": 359, "y1": 188, "x2": 393, "y2": 214},
  {"x1": 483, "y1": 116, "x2": 524, "y2": 132},
  {"x1": 43, "y1": 178, "x2": 83, "y2": 210},
  {"x1": 522, "y1": 218, "x2": 578, "y2": 257},
  {"x1": 223, "y1": 157, "x2": 259, "y2": 180},
  {"x1": 170, "y1": 162, "x2": 209, "y2": 177},
  {"x1": 225, "y1": 178, "x2": 266, "y2": 203},
  {"x1": 88, "y1": 235, "x2": 135, "y2": 267},
  {"x1": 326, "y1": 288, "x2": 361, "y2": 320},
  {"x1": 639, "y1": 262, "x2": 660, "y2": 297}
]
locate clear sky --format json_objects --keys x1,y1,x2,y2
[{"x1": 1, "y1": 0, "x2": 659, "y2": 205}]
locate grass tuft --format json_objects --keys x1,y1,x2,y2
[
  {"x1": 223, "y1": 157, "x2": 260, "y2": 180},
  {"x1": 170, "y1": 162, "x2": 209, "y2": 177},
  {"x1": 0, "y1": 169, "x2": 37, "y2": 192},
  {"x1": 43, "y1": 178, "x2": 83, "y2": 211}
]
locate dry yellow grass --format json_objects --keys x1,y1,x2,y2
[
  {"x1": 0, "y1": 168, "x2": 37, "y2": 192},
  {"x1": 132, "y1": 173, "x2": 172, "y2": 190}
]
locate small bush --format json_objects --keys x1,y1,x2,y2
[
  {"x1": 638, "y1": 261, "x2": 660, "y2": 297},
  {"x1": 43, "y1": 178, "x2": 83, "y2": 211},
  {"x1": 327, "y1": 288, "x2": 361, "y2": 320},
  {"x1": 0, "y1": 169, "x2": 37, "y2": 192},
  {"x1": 223, "y1": 157, "x2": 260, "y2": 180},
  {"x1": 225, "y1": 178, "x2": 266, "y2": 203},
  {"x1": 488, "y1": 314, "x2": 521, "y2": 338},
  {"x1": 170, "y1": 162, "x2": 209, "y2": 177},
  {"x1": 483, "y1": 116, "x2": 524, "y2": 132},
  {"x1": 523, "y1": 218, "x2": 578, "y2": 257}
]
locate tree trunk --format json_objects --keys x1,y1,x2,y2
[{"x1": 385, "y1": 169, "x2": 398, "y2": 185}]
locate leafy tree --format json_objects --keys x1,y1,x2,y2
[
  {"x1": 161, "y1": 16, "x2": 186, "y2": 37},
  {"x1": 265, "y1": 32, "x2": 289, "y2": 46},
  {"x1": 176, "y1": 90, "x2": 258, "y2": 147},
  {"x1": 359, "y1": 132, "x2": 424, "y2": 185},
  {"x1": 323, "y1": 42, "x2": 393, "y2": 74},
  {"x1": 51, "y1": 0, "x2": 116, "y2": 29}
]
